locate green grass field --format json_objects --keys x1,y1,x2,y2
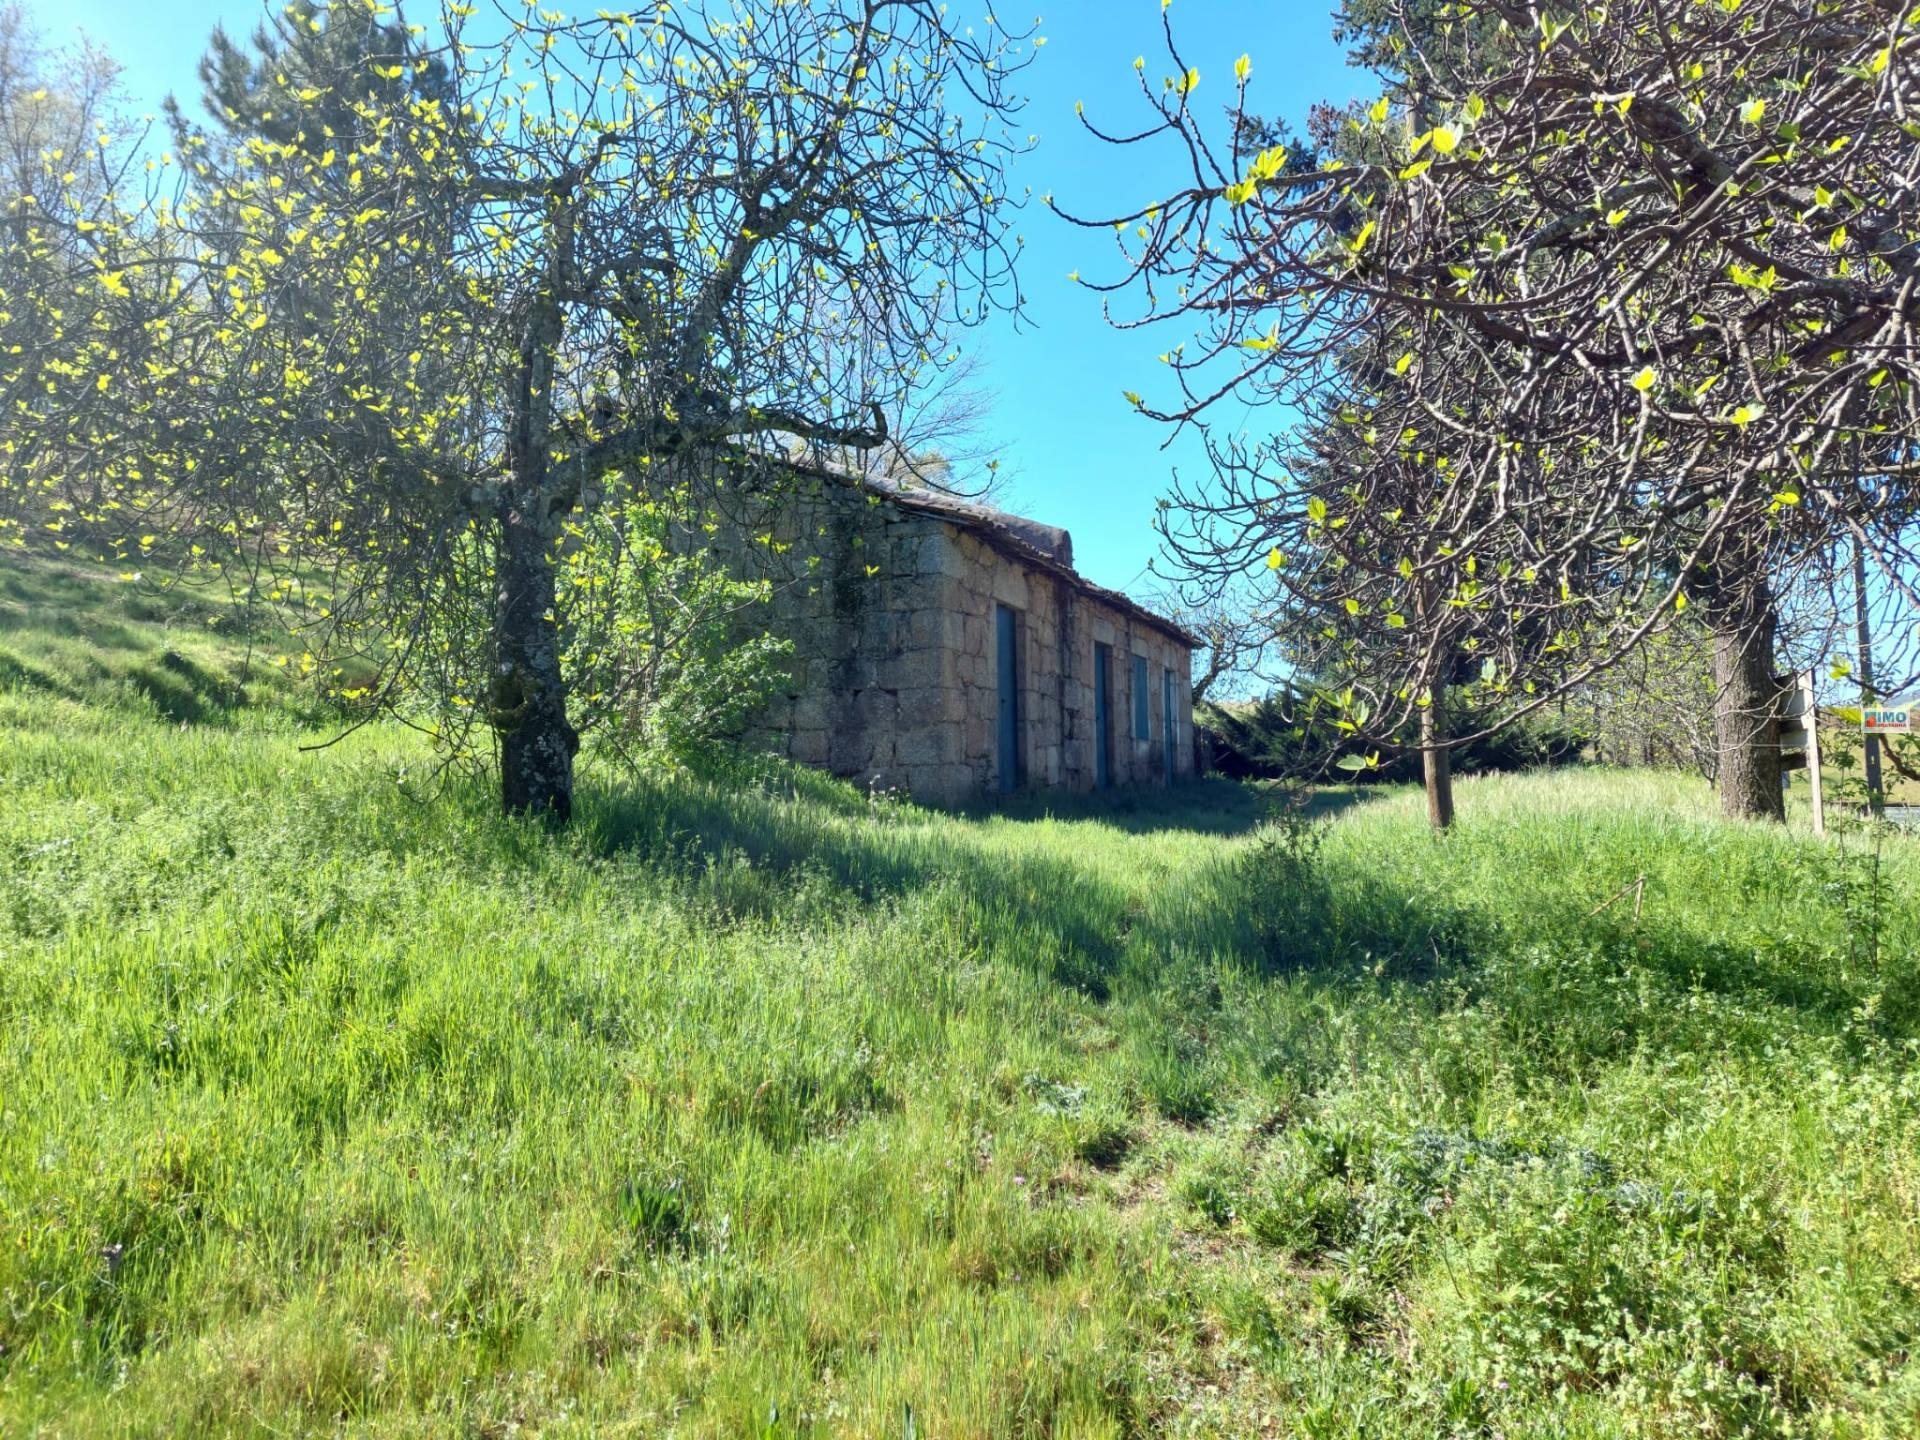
[{"x1": 4, "y1": 557, "x2": 1919, "y2": 1438}]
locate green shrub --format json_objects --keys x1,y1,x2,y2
[{"x1": 560, "y1": 488, "x2": 792, "y2": 769}]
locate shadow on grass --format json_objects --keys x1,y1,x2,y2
[
  {"x1": 968, "y1": 777, "x2": 1273, "y2": 837},
  {"x1": 573, "y1": 756, "x2": 1920, "y2": 1074},
  {"x1": 583, "y1": 771, "x2": 1267, "y2": 998}
]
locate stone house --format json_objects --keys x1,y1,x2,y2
[{"x1": 709, "y1": 463, "x2": 1199, "y2": 805}]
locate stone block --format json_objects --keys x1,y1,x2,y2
[
  {"x1": 790, "y1": 728, "x2": 829, "y2": 766},
  {"x1": 896, "y1": 686, "x2": 956, "y2": 729},
  {"x1": 962, "y1": 712, "x2": 991, "y2": 763},
  {"x1": 897, "y1": 764, "x2": 953, "y2": 806},
  {"x1": 758, "y1": 695, "x2": 796, "y2": 732},
  {"x1": 828, "y1": 723, "x2": 866, "y2": 773},
  {"x1": 990, "y1": 567, "x2": 1030, "y2": 610},
  {"x1": 906, "y1": 607, "x2": 965, "y2": 652},
  {"x1": 890, "y1": 646, "x2": 949, "y2": 691},
  {"x1": 857, "y1": 607, "x2": 902, "y2": 652},
  {"x1": 917, "y1": 532, "x2": 972, "y2": 580},
  {"x1": 896, "y1": 725, "x2": 957, "y2": 768}
]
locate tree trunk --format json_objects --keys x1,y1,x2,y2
[
  {"x1": 492, "y1": 224, "x2": 579, "y2": 823},
  {"x1": 1422, "y1": 677, "x2": 1455, "y2": 832},
  {"x1": 491, "y1": 501, "x2": 578, "y2": 822},
  {"x1": 1702, "y1": 554, "x2": 1785, "y2": 823}
]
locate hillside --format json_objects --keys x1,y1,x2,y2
[{"x1": 2, "y1": 556, "x2": 1918, "y2": 1438}]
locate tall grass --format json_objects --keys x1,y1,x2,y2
[{"x1": 2, "y1": 556, "x2": 1918, "y2": 1437}]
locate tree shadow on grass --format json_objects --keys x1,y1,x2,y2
[
  {"x1": 574, "y1": 761, "x2": 1912, "y2": 1057},
  {"x1": 1228, "y1": 827, "x2": 1914, "y2": 1067},
  {"x1": 577, "y1": 770, "x2": 1160, "y2": 998},
  {"x1": 967, "y1": 777, "x2": 1273, "y2": 837}
]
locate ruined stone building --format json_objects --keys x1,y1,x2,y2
[{"x1": 710, "y1": 464, "x2": 1199, "y2": 805}]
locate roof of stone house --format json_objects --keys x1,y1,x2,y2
[{"x1": 789, "y1": 458, "x2": 1203, "y2": 649}]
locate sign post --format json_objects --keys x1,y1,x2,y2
[{"x1": 1803, "y1": 673, "x2": 1824, "y2": 838}]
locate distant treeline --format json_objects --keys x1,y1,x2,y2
[{"x1": 1199, "y1": 687, "x2": 1585, "y2": 784}]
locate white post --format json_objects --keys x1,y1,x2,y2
[{"x1": 1804, "y1": 669, "x2": 1825, "y2": 837}]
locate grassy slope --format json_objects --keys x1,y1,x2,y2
[{"x1": 2, "y1": 557, "x2": 1919, "y2": 1439}]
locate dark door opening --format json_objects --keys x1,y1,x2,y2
[
  {"x1": 1093, "y1": 643, "x2": 1112, "y2": 788},
  {"x1": 1162, "y1": 667, "x2": 1177, "y2": 783},
  {"x1": 1132, "y1": 653, "x2": 1150, "y2": 741},
  {"x1": 995, "y1": 603, "x2": 1021, "y2": 792}
]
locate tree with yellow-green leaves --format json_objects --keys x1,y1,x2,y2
[
  {"x1": 2, "y1": 0, "x2": 1034, "y2": 822},
  {"x1": 1070, "y1": 0, "x2": 1920, "y2": 826}
]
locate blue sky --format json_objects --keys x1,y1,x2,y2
[{"x1": 39, "y1": 0, "x2": 1366, "y2": 596}]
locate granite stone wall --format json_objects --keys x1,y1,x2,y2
[{"x1": 700, "y1": 473, "x2": 1195, "y2": 805}]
